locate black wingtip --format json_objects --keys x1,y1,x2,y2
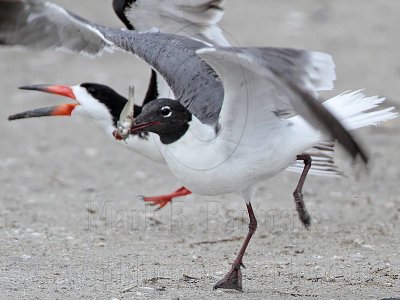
[
  {"x1": 336, "y1": 129, "x2": 369, "y2": 166},
  {"x1": 352, "y1": 150, "x2": 369, "y2": 169},
  {"x1": 336, "y1": 128, "x2": 369, "y2": 166},
  {"x1": 358, "y1": 149, "x2": 369, "y2": 165},
  {"x1": 112, "y1": 0, "x2": 135, "y2": 30},
  {"x1": 340, "y1": 131, "x2": 369, "y2": 166}
]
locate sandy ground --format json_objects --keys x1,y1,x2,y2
[{"x1": 1, "y1": 1, "x2": 400, "y2": 299}]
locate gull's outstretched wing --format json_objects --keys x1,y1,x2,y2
[
  {"x1": 0, "y1": 0, "x2": 110, "y2": 56},
  {"x1": 196, "y1": 47, "x2": 368, "y2": 163}
]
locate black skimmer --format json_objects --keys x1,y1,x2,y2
[
  {"x1": 2, "y1": 0, "x2": 398, "y2": 291},
  {"x1": 8, "y1": 82, "x2": 193, "y2": 208}
]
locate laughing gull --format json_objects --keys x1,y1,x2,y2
[
  {"x1": 127, "y1": 46, "x2": 397, "y2": 290},
  {"x1": 1, "y1": 0, "x2": 398, "y2": 291}
]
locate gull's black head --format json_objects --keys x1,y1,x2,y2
[{"x1": 131, "y1": 98, "x2": 192, "y2": 144}]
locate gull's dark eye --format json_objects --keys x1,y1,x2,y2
[{"x1": 161, "y1": 106, "x2": 172, "y2": 117}]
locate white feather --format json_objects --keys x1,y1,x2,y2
[
  {"x1": 287, "y1": 90, "x2": 398, "y2": 176},
  {"x1": 323, "y1": 90, "x2": 398, "y2": 129}
]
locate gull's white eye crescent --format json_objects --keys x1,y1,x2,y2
[{"x1": 161, "y1": 106, "x2": 172, "y2": 117}]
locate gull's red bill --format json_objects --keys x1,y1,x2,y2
[{"x1": 130, "y1": 121, "x2": 160, "y2": 133}]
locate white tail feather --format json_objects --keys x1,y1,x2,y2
[
  {"x1": 287, "y1": 90, "x2": 398, "y2": 177},
  {"x1": 323, "y1": 90, "x2": 398, "y2": 129}
]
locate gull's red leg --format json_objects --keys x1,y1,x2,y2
[{"x1": 213, "y1": 202, "x2": 257, "y2": 292}]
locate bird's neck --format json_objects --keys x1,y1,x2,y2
[
  {"x1": 158, "y1": 123, "x2": 190, "y2": 144},
  {"x1": 162, "y1": 116, "x2": 215, "y2": 146}
]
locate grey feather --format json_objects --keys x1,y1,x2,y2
[
  {"x1": 99, "y1": 28, "x2": 224, "y2": 125},
  {"x1": 0, "y1": 0, "x2": 108, "y2": 56}
]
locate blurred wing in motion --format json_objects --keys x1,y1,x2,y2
[
  {"x1": 196, "y1": 47, "x2": 368, "y2": 163},
  {"x1": 0, "y1": 0, "x2": 111, "y2": 56}
]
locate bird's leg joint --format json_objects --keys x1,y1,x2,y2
[{"x1": 248, "y1": 216, "x2": 257, "y2": 234}]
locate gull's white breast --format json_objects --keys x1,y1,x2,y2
[{"x1": 158, "y1": 117, "x2": 319, "y2": 195}]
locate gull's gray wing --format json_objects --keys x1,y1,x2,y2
[
  {"x1": 0, "y1": 0, "x2": 109, "y2": 56},
  {"x1": 196, "y1": 47, "x2": 368, "y2": 163},
  {"x1": 112, "y1": 0, "x2": 230, "y2": 108},
  {"x1": 101, "y1": 29, "x2": 224, "y2": 126}
]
